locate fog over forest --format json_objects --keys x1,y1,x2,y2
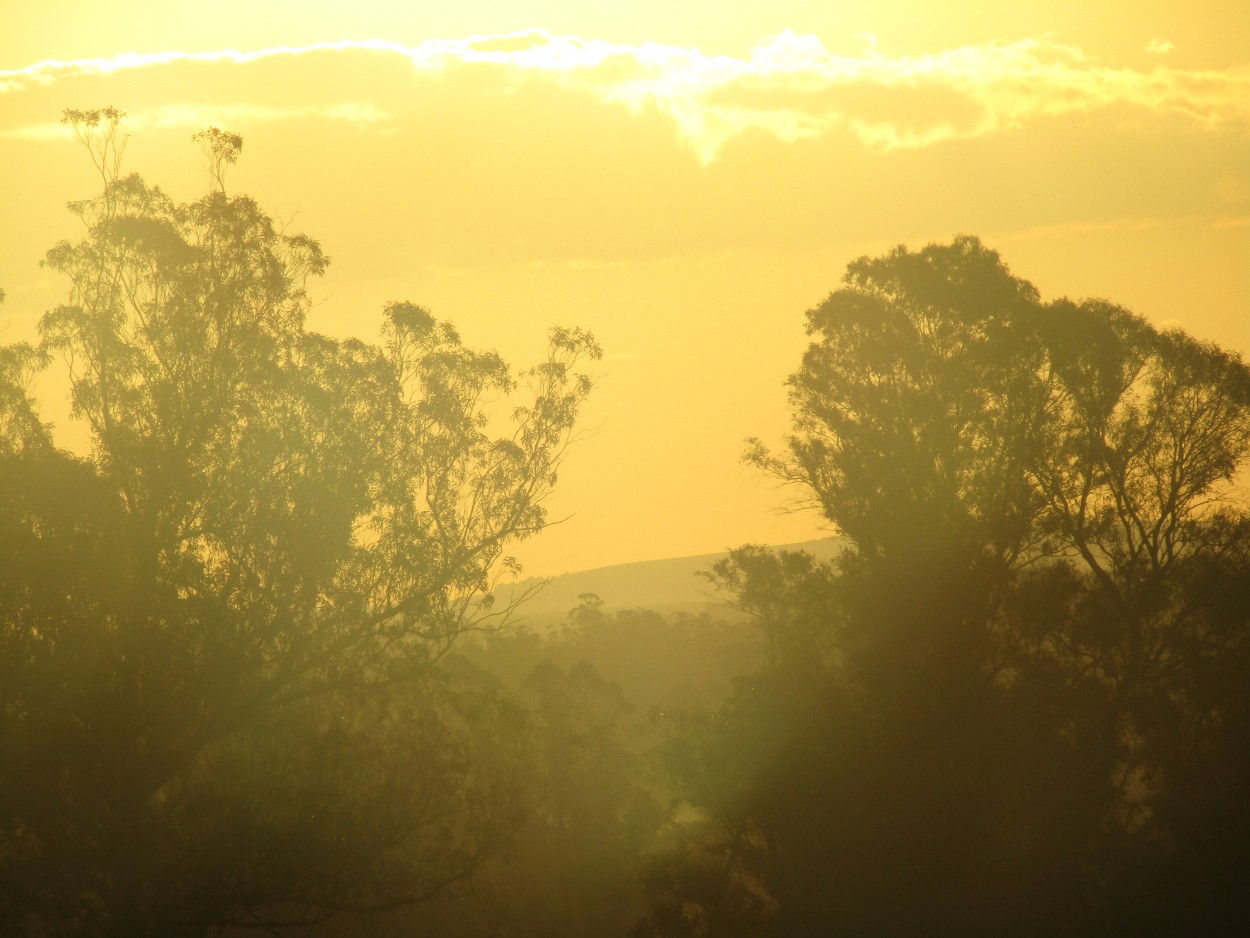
[{"x1": 3, "y1": 6, "x2": 1249, "y2": 936}]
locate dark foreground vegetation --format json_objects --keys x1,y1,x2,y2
[{"x1": 3, "y1": 111, "x2": 1249, "y2": 936}]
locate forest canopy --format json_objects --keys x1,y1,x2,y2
[
  {"x1": 2, "y1": 113, "x2": 1249, "y2": 937},
  {"x1": 0, "y1": 109, "x2": 600, "y2": 935},
  {"x1": 655, "y1": 235, "x2": 1250, "y2": 936}
]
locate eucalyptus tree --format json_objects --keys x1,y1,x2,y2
[
  {"x1": 0, "y1": 109, "x2": 599, "y2": 937},
  {"x1": 642, "y1": 237, "x2": 1250, "y2": 936},
  {"x1": 753, "y1": 236, "x2": 1250, "y2": 712}
]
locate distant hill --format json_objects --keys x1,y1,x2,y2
[{"x1": 495, "y1": 537, "x2": 844, "y2": 631}]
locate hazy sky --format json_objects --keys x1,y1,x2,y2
[{"x1": 2, "y1": 1, "x2": 1247, "y2": 576}]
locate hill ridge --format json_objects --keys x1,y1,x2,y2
[{"x1": 498, "y1": 537, "x2": 843, "y2": 628}]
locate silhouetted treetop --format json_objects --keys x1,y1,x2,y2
[
  {"x1": 752, "y1": 235, "x2": 1250, "y2": 581},
  {"x1": 749, "y1": 236, "x2": 1048, "y2": 576},
  {"x1": 1, "y1": 109, "x2": 599, "y2": 937},
  {"x1": 692, "y1": 235, "x2": 1250, "y2": 936}
]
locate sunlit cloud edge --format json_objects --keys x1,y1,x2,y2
[{"x1": 2, "y1": 30, "x2": 1247, "y2": 163}]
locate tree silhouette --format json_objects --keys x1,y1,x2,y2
[
  {"x1": 641, "y1": 236, "x2": 1250, "y2": 935},
  {"x1": 750, "y1": 236, "x2": 1045, "y2": 574},
  {"x1": 0, "y1": 109, "x2": 599, "y2": 936}
]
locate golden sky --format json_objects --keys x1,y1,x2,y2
[{"x1": 2, "y1": 1, "x2": 1248, "y2": 576}]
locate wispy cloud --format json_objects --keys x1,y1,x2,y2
[{"x1": 3, "y1": 30, "x2": 1247, "y2": 162}]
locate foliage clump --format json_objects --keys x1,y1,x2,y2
[
  {"x1": 638, "y1": 236, "x2": 1250, "y2": 936},
  {"x1": 0, "y1": 108, "x2": 598, "y2": 936}
]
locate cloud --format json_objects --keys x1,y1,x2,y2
[
  {"x1": 1146, "y1": 39, "x2": 1176, "y2": 55},
  {"x1": 1, "y1": 30, "x2": 1247, "y2": 162}
]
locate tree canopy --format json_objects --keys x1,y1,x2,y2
[
  {"x1": 0, "y1": 108, "x2": 599, "y2": 936},
  {"x1": 639, "y1": 236, "x2": 1250, "y2": 936}
]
